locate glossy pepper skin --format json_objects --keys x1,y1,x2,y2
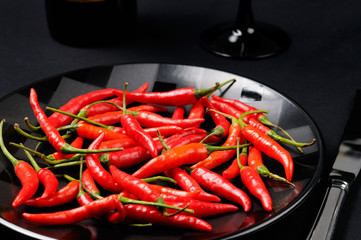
[
  {"x1": 23, "y1": 195, "x2": 119, "y2": 225},
  {"x1": 86, "y1": 133, "x2": 123, "y2": 193},
  {"x1": 240, "y1": 166, "x2": 273, "y2": 212},
  {"x1": 190, "y1": 167, "x2": 252, "y2": 212},
  {"x1": 124, "y1": 204, "x2": 212, "y2": 231},
  {"x1": 121, "y1": 113, "x2": 158, "y2": 158},
  {"x1": 24, "y1": 181, "x2": 79, "y2": 207},
  {"x1": 0, "y1": 120, "x2": 39, "y2": 207},
  {"x1": 132, "y1": 143, "x2": 209, "y2": 179}
]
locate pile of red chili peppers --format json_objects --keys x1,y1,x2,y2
[{"x1": 0, "y1": 79, "x2": 316, "y2": 232}]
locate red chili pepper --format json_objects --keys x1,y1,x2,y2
[
  {"x1": 212, "y1": 94, "x2": 273, "y2": 126},
  {"x1": 211, "y1": 99, "x2": 315, "y2": 149},
  {"x1": 188, "y1": 98, "x2": 205, "y2": 120},
  {"x1": 190, "y1": 167, "x2": 252, "y2": 212},
  {"x1": 133, "y1": 111, "x2": 205, "y2": 129},
  {"x1": 23, "y1": 147, "x2": 59, "y2": 199},
  {"x1": 24, "y1": 180, "x2": 79, "y2": 207},
  {"x1": 60, "y1": 122, "x2": 130, "y2": 141},
  {"x1": 164, "y1": 200, "x2": 238, "y2": 218},
  {"x1": 0, "y1": 120, "x2": 39, "y2": 207},
  {"x1": 109, "y1": 165, "x2": 161, "y2": 202},
  {"x1": 124, "y1": 204, "x2": 212, "y2": 231},
  {"x1": 238, "y1": 111, "x2": 294, "y2": 181},
  {"x1": 171, "y1": 106, "x2": 185, "y2": 119},
  {"x1": 202, "y1": 96, "x2": 230, "y2": 138},
  {"x1": 23, "y1": 194, "x2": 119, "y2": 225},
  {"x1": 164, "y1": 167, "x2": 221, "y2": 202},
  {"x1": 149, "y1": 184, "x2": 200, "y2": 199},
  {"x1": 248, "y1": 146, "x2": 294, "y2": 186},
  {"x1": 86, "y1": 133, "x2": 123, "y2": 193},
  {"x1": 116, "y1": 80, "x2": 234, "y2": 106},
  {"x1": 132, "y1": 142, "x2": 248, "y2": 179},
  {"x1": 222, "y1": 145, "x2": 248, "y2": 180},
  {"x1": 234, "y1": 140, "x2": 272, "y2": 212},
  {"x1": 85, "y1": 82, "x2": 149, "y2": 116},
  {"x1": 191, "y1": 120, "x2": 244, "y2": 170},
  {"x1": 99, "y1": 137, "x2": 139, "y2": 150},
  {"x1": 29, "y1": 89, "x2": 123, "y2": 154},
  {"x1": 47, "y1": 88, "x2": 123, "y2": 128},
  {"x1": 86, "y1": 104, "x2": 168, "y2": 126},
  {"x1": 82, "y1": 168, "x2": 101, "y2": 196},
  {"x1": 121, "y1": 113, "x2": 158, "y2": 158}
]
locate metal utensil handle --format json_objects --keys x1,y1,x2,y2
[{"x1": 307, "y1": 178, "x2": 350, "y2": 240}]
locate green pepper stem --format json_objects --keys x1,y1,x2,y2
[
  {"x1": 195, "y1": 79, "x2": 236, "y2": 100},
  {"x1": 118, "y1": 195, "x2": 194, "y2": 214},
  {"x1": 60, "y1": 143, "x2": 123, "y2": 154},
  {"x1": 236, "y1": 137, "x2": 245, "y2": 170},
  {"x1": 0, "y1": 119, "x2": 20, "y2": 167},
  {"x1": 205, "y1": 142, "x2": 251, "y2": 154},
  {"x1": 46, "y1": 107, "x2": 112, "y2": 130},
  {"x1": 256, "y1": 165, "x2": 295, "y2": 187},
  {"x1": 141, "y1": 176, "x2": 177, "y2": 185},
  {"x1": 24, "y1": 117, "x2": 41, "y2": 131},
  {"x1": 268, "y1": 129, "x2": 316, "y2": 148},
  {"x1": 21, "y1": 144, "x2": 41, "y2": 172},
  {"x1": 200, "y1": 125, "x2": 225, "y2": 143}
]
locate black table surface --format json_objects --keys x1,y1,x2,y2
[{"x1": 1, "y1": 1, "x2": 361, "y2": 239}]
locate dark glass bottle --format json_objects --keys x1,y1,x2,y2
[{"x1": 45, "y1": 0, "x2": 137, "y2": 47}]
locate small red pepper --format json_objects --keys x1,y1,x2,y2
[
  {"x1": 0, "y1": 120, "x2": 39, "y2": 207},
  {"x1": 24, "y1": 180, "x2": 79, "y2": 207},
  {"x1": 124, "y1": 204, "x2": 212, "y2": 231},
  {"x1": 116, "y1": 80, "x2": 234, "y2": 106},
  {"x1": 85, "y1": 82, "x2": 149, "y2": 116},
  {"x1": 86, "y1": 133, "x2": 123, "y2": 193},
  {"x1": 222, "y1": 145, "x2": 248, "y2": 180},
  {"x1": 190, "y1": 167, "x2": 252, "y2": 212},
  {"x1": 29, "y1": 88, "x2": 123, "y2": 154},
  {"x1": 132, "y1": 142, "x2": 248, "y2": 179},
  {"x1": 202, "y1": 96, "x2": 230, "y2": 138},
  {"x1": 82, "y1": 168, "x2": 101, "y2": 196},
  {"x1": 164, "y1": 167, "x2": 221, "y2": 202},
  {"x1": 171, "y1": 106, "x2": 185, "y2": 119},
  {"x1": 23, "y1": 194, "x2": 119, "y2": 225}
]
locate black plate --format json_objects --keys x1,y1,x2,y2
[{"x1": 0, "y1": 63, "x2": 323, "y2": 239}]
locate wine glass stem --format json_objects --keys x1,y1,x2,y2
[{"x1": 234, "y1": 0, "x2": 255, "y2": 30}]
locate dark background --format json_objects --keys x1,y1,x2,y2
[{"x1": 1, "y1": 0, "x2": 361, "y2": 239}]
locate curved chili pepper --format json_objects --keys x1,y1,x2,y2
[
  {"x1": 149, "y1": 184, "x2": 200, "y2": 199},
  {"x1": 58, "y1": 122, "x2": 130, "y2": 141},
  {"x1": 238, "y1": 111, "x2": 294, "y2": 181},
  {"x1": 171, "y1": 106, "x2": 185, "y2": 119},
  {"x1": 188, "y1": 98, "x2": 205, "y2": 119},
  {"x1": 212, "y1": 94, "x2": 273, "y2": 126},
  {"x1": 248, "y1": 146, "x2": 294, "y2": 186},
  {"x1": 190, "y1": 167, "x2": 252, "y2": 212},
  {"x1": 99, "y1": 138, "x2": 139, "y2": 150},
  {"x1": 191, "y1": 120, "x2": 244, "y2": 170},
  {"x1": 82, "y1": 168, "x2": 101, "y2": 196},
  {"x1": 29, "y1": 88, "x2": 123, "y2": 154},
  {"x1": 22, "y1": 146, "x2": 59, "y2": 199},
  {"x1": 23, "y1": 194, "x2": 119, "y2": 225},
  {"x1": 0, "y1": 120, "x2": 39, "y2": 207},
  {"x1": 115, "y1": 79, "x2": 234, "y2": 106},
  {"x1": 210, "y1": 99, "x2": 315, "y2": 149},
  {"x1": 121, "y1": 113, "x2": 158, "y2": 158},
  {"x1": 86, "y1": 104, "x2": 168, "y2": 126},
  {"x1": 132, "y1": 142, "x2": 249, "y2": 179},
  {"x1": 47, "y1": 88, "x2": 123, "y2": 128},
  {"x1": 109, "y1": 165, "x2": 161, "y2": 202},
  {"x1": 164, "y1": 200, "x2": 238, "y2": 218},
  {"x1": 85, "y1": 82, "x2": 149, "y2": 116},
  {"x1": 124, "y1": 204, "x2": 212, "y2": 231},
  {"x1": 164, "y1": 167, "x2": 221, "y2": 202},
  {"x1": 222, "y1": 145, "x2": 248, "y2": 180},
  {"x1": 86, "y1": 133, "x2": 123, "y2": 193},
  {"x1": 234, "y1": 139, "x2": 272, "y2": 212},
  {"x1": 24, "y1": 180, "x2": 79, "y2": 207},
  {"x1": 202, "y1": 96, "x2": 230, "y2": 138}
]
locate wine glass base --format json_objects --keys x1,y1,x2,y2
[{"x1": 200, "y1": 22, "x2": 291, "y2": 59}]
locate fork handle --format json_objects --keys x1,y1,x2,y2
[{"x1": 307, "y1": 178, "x2": 350, "y2": 240}]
